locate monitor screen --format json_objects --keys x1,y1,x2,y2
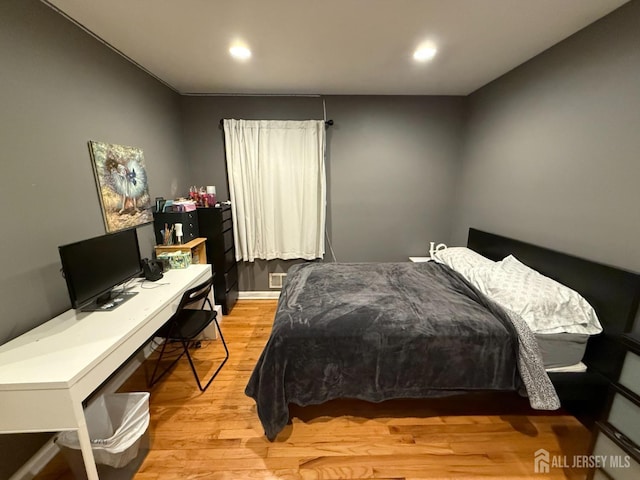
[{"x1": 59, "y1": 229, "x2": 142, "y2": 310}]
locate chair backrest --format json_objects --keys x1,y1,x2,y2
[{"x1": 176, "y1": 276, "x2": 214, "y2": 312}]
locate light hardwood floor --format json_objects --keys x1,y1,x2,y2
[{"x1": 37, "y1": 300, "x2": 591, "y2": 479}]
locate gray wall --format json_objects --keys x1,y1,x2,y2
[
  {"x1": 326, "y1": 96, "x2": 465, "y2": 262},
  {"x1": 0, "y1": 0, "x2": 187, "y2": 476},
  {"x1": 453, "y1": 0, "x2": 640, "y2": 278},
  {"x1": 181, "y1": 95, "x2": 466, "y2": 290}
]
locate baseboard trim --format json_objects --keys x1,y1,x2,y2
[
  {"x1": 238, "y1": 291, "x2": 281, "y2": 299},
  {"x1": 10, "y1": 342, "x2": 158, "y2": 480}
]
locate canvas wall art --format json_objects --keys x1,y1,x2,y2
[{"x1": 89, "y1": 141, "x2": 153, "y2": 233}]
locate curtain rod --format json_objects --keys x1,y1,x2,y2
[{"x1": 219, "y1": 119, "x2": 333, "y2": 127}]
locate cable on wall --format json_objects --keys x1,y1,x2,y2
[
  {"x1": 325, "y1": 230, "x2": 338, "y2": 263},
  {"x1": 322, "y1": 97, "x2": 337, "y2": 262}
]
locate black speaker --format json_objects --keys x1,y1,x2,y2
[{"x1": 141, "y1": 258, "x2": 163, "y2": 282}]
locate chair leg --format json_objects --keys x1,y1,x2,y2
[
  {"x1": 148, "y1": 338, "x2": 186, "y2": 388},
  {"x1": 183, "y1": 318, "x2": 230, "y2": 392}
]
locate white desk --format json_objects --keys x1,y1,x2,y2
[{"x1": 0, "y1": 264, "x2": 211, "y2": 479}]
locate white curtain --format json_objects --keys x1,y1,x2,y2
[{"x1": 223, "y1": 119, "x2": 326, "y2": 262}]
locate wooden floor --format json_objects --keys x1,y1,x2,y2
[{"x1": 37, "y1": 300, "x2": 591, "y2": 479}]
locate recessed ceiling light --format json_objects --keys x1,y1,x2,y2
[
  {"x1": 413, "y1": 45, "x2": 437, "y2": 62},
  {"x1": 230, "y1": 45, "x2": 251, "y2": 60}
]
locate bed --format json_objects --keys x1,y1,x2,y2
[
  {"x1": 467, "y1": 228, "x2": 640, "y2": 424},
  {"x1": 246, "y1": 229, "x2": 640, "y2": 440}
]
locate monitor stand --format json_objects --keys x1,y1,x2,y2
[{"x1": 80, "y1": 290, "x2": 138, "y2": 312}]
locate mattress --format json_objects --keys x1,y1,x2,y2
[
  {"x1": 535, "y1": 332, "x2": 589, "y2": 369},
  {"x1": 546, "y1": 362, "x2": 587, "y2": 373}
]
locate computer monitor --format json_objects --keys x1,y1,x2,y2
[{"x1": 59, "y1": 229, "x2": 142, "y2": 311}]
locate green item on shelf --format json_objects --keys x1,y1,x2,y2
[{"x1": 156, "y1": 251, "x2": 192, "y2": 269}]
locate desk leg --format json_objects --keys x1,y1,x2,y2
[{"x1": 72, "y1": 401, "x2": 100, "y2": 480}]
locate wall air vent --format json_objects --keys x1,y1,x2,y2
[{"x1": 269, "y1": 272, "x2": 287, "y2": 289}]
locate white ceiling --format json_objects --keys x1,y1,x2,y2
[{"x1": 45, "y1": 0, "x2": 628, "y2": 96}]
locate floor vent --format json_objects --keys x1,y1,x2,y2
[{"x1": 269, "y1": 272, "x2": 287, "y2": 289}]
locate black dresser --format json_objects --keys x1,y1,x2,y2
[
  {"x1": 152, "y1": 210, "x2": 199, "y2": 245},
  {"x1": 588, "y1": 332, "x2": 640, "y2": 479},
  {"x1": 197, "y1": 206, "x2": 238, "y2": 314}
]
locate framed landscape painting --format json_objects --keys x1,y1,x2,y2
[{"x1": 88, "y1": 141, "x2": 153, "y2": 233}]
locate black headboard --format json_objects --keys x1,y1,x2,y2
[{"x1": 467, "y1": 228, "x2": 640, "y2": 380}]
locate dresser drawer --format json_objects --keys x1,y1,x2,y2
[
  {"x1": 184, "y1": 224, "x2": 198, "y2": 241},
  {"x1": 619, "y1": 351, "x2": 640, "y2": 397},
  {"x1": 608, "y1": 392, "x2": 640, "y2": 448},
  {"x1": 225, "y1": 265, "x2": 238, "y2": 291},
  {"x1": 224, "y1": 247, "x2": 236, "y2": 271},
  {"x1": 593, "y1": 428, "x2": 639, "y2": 480},
  {"x1": 222, "y1": 206, "x2": 232, "y2": 222},
  {"x1": 183, "y1": 212, "x2": 198, "y2": 240},
  {"x1": 225, "y1": 285, "x2": 238, "y2": 312},
  {"x1": 198, "y1": 205, "x2": 236, "y2": 314},
  {"x1": 592, "y1": 470, "x2": 612, "y2": 480},
  {"x1": 592, "y1": 423, "x2": 640, "y2": 480},
  {"x1": 153, "y1": 211, "x2": 199, "y2": 245},
  {"x1": 222, "y1": 228, "x2": 234, "y2": 250}
]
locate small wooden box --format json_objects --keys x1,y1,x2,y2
[{"x1": 154, "y1": 237, "x2": 207, "y2": 265}]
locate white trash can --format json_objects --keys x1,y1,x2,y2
[{"x1": 56, "y1": 392, "x2": 150, "y2": 479}]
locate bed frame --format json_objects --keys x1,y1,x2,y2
[{"x1": 467, "y1": 228, "x2": 640, "y2": 425}]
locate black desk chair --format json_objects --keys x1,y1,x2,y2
[{"x1": 148, "y1": 276, "x2": 229, "y2": 392}]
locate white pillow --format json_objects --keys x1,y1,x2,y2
[
  {"x1": 474, "y1": 255, "x2": 602, "y2": 335},
  {"x1": 432, "y1": 247, "x2": 495, "y2": 282}
]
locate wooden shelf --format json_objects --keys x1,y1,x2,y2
[{"x1": 154, "y1": 237, "x2": 207, "y2": 264}]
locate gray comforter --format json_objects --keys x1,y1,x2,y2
[{"x1": 246, "y1": 262, "x2": 559, "y2": 440}]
